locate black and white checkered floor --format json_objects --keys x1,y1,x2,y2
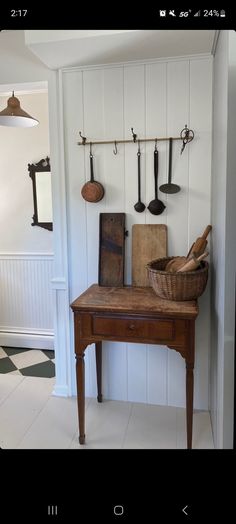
[{"x1": 0, "y1": 347, "x2": 55, "y2": 378}]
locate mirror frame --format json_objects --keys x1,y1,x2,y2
[{"x1": 28, "y1": 156, "x2": 53, "y2": 231}]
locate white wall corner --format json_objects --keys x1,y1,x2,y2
[
  {"x1": 52, "y1": 384, "x2": 71, "y2": 397},
  {"x1": 47, "y1": 70, "x2": 72, "y2": 397},
  {"x1": 52, "y1": 288, "x2": 72, "y2": 396}
]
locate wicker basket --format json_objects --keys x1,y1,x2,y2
[{"x1": 146, "y1": 257, "x2": 209, "y2": 301}]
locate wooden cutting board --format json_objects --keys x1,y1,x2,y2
[
  {"x1": 132, "y1": 224, "x2": 167, "y2": 286},
  {"x1": 98, "y1": 213, "x2": 126, "y2": 286}
]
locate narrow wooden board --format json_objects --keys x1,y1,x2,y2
[
  {"x1": 98, "y1": 213, "x2": 126, "y2": 286},
  {"x1": 132, "y1": 224, "x2": 167, "y2": 287}
]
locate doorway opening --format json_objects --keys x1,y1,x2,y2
[{"x1": 0, "y1": 80, "x2": 54, "y2": 379}]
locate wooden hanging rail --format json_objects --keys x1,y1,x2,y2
[{"x1": 77, "y1": 125, "x2": 194, "y2": 155}]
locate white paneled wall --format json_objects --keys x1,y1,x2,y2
[
  {"x1": 62, "y1": 56, "x2": 212, "y2": 409},
  {"x1": 0, "y1": 254, "x2": 54, "y2": 349}
]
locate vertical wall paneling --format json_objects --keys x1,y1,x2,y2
[
  {"x1": 189, "y1": 58, "x2": 213, "y2": 410},
  {"x1": 194, "y1": 294, "x2": 211, "y2": 409},
  {"x1": 127, "y1": 343, "x2": 147, "y2": 402},
  {"x1": 83, "y1": 69, "x2": 106, "y2": 287},
  {"x1": 107, "y1": 342, "x2": 128, "y2": 401},
  {"x1": 0, "y1": 253, "x2": 53, "y2": 348},
  {"x1": 145, "y1": 63, "x2": 168, "y2": 402},
  {"x1": 166, "y1": 60, "x2": 189, "y2": 256},
  {"x1": 189, "y1": 59, "x2": 213, "y2": 243},
  {"x1": 103, "y1": 67, "x2": 125, "y2": 211},
  {"x1": 167, "y1": 350, "x2": 186, "y2": 407},
  {"x1": 103, "y1": 67, "x2": 127, "y2": 399},
  {"x1": 124, "y1": 65, "x2": 148, "y2": 401},
  {"x1": 62, "y1": 56, "x2": 213, "y2": 408},
  {"x1": 63, "y1": 71, "x2": 87, "y2": 296},
  {"x1": 124, "y1": 65, "x2": 146, "y2": 285},
  {"x1": 147, "y1": 345, "x2": 168, "y2": 405},
  {"x1": 166, "y1": 60, "x2": 190, "y2": 407},
  {"x1": 146, "y1": 62, "x2": 167, "y2": 225}
]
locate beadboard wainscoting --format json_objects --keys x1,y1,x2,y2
[
  {"x1": 0, "y1": 253, "x2": 54, "y2": 349},
  {"x1": 61, "y1": 56, "x2": 212, "y2": 409}
]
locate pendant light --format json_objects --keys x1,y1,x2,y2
[{"x1": 0, "y1": 91, "x2": 39, "y2": 127}]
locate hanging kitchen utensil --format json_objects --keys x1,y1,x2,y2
[
  {"x1": 147, "y1": 142, "x2": 166, "y2": 215},
  {"x1": 159, "y1": 138, "x2": 180, "y2": 194},
  {"x1": 81, "y1": 143, "x2": 104, "y2": 203},
  {"x1": 134, "y1": 141, "x2": 145, "y2": 213}
]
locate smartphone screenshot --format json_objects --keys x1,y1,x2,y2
[{"x1": 0, "y1": 6, "x2": 235, "y2": 522}]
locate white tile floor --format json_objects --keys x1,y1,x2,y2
[{"x1": 0, "y1": 374, "x2": 214, "y2": 449}]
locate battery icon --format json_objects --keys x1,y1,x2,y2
[{"x1": 220, "y1": 10, "x2": 226, "y2": 17}]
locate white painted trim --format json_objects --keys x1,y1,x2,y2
[
  {"x1": 0, "y1": 253, "x2": 53, "y2": 260},
  {"x1": 0, "y1": 327, "x2": 53, "y2": 336},
  {"x1": 51, "y1": 277, "x2": 67, "y2": 290},
  {"x1": 0, "y1": 331, "x2": 54, "y2": 349},
  {"x1": 51, "y1": 69, "x2": 72, "y2": 396},
  {"x1": 211, "y1": 30, "x2": 220, "y2": 56},
  {"x1": 62, "y1": 53, "x2": 212, "y2": 73},
  {"x1": 52, "y1": 384, "x2": 70, "y2": 397}
]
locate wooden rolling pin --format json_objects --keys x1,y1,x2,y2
[
  {"x1": 187, "y1": 225, "x2": 212, "y2": 258},
  {"x1": 177, "y1": 252, "x2": 208, "y2": 272},
  {"x1": 166, "y1": 256, "x2": 188, "y2": 272}
]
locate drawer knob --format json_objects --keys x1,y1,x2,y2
[{"x1": 128, "y1": 324, "x2": 135, "y2": 330}]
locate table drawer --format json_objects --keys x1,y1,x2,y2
[{"x1": 92, "y1": 315, "x2": 174, "y2": 341}]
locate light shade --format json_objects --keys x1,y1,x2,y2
[{"x1": 0, "y1": 92, "x2": 39, "y2": 127}]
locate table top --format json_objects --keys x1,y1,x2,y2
[{"x1": 70, "y1": 284, "x2": 198, "y2": 319}]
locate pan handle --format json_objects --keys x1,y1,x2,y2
[
  {"x1": 154, "y1": 148, "x2": 159, "y2": 199},
  {"x1": 90, "y1": 142, "x2": 94, "y2": 182}
]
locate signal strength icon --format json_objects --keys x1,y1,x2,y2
[{"x1": 194, "y1": 10, "x2": 201, "y2": 16}]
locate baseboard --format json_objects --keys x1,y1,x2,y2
[
  {"x1": 52, "y1": 384, "x2": 70, "y2": 397},
  {"x1": 0, "y1": 331, "x2": 54, "y2": 350}
]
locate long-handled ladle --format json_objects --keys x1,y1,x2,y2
[
  {"x1": 159, "y1": 137, "x2": 181, "y2": 194},
  {"x1": 147, "y1": 141, "x2": 166, "y2": 215},
  {"x1": 134, "y1": 141, "x2": 145, "y2": 213}
]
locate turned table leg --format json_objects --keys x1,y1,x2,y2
[
  {"x1": 95, "y1": 342, "x2": 103, "y2": 403},
  {"x1": 75, "y1": 345, "x2": 86, "y2": 445},
  {"x1": 185, "y1": 320, "x2": 195, "y2": 450},
  {"x1": 186, "y1": 362, "x2": 194, "y2": 449}
]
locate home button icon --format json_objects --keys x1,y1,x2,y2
[{"x1": 114, "y1": 505, "x2": 124, "y2": 516}]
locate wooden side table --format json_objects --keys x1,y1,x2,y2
[{"x1": 70, "y1": 284, "x2": 198, "y2": 448}]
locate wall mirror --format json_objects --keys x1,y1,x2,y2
[{"x1": 28, "y1": 156, "x2": 53, "y2": 231}]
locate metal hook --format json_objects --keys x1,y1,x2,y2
[
  {"x1": 89, "y1": 142, "x2": 93, "y2": 157},
  {"x1": 113, "y1": 141, "x2": 118, "y2": 155},
  {"x1": 131, "y1": 127, "x2": 137, "y2": 143},
  {"x1": 79, "y1": 131, "x2": 87, "y2": 145}
]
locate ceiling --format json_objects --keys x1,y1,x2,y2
[{"x1": 25, "y1": 30, "x2": 217, "y2": 70}]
